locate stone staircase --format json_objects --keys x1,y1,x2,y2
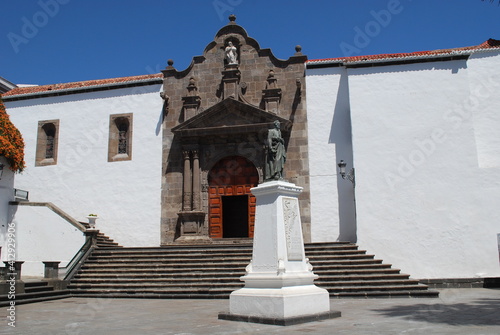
[
  {"x1": 0, "y1": 228, "x2": 121, "y2": 307},
  {"x1": 68, "y1": 243, "x2": 438, "y2": 298},
  {"x1": 95, "y1": 231, "x2": 122, "y2": 248},
  {"x1": 79, "y1": 222, "x2": 123, "y2": 249},
  {"x1": 0, "y1": 281, "x2": 71, "y2": 307}
]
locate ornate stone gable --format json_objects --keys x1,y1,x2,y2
[{"x1": 160, "y1": 15, "x2": 311, "y2": 244}]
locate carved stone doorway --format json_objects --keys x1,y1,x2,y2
[{"x1": 208, "y1": 156, "x2": 258, "y2": 239}]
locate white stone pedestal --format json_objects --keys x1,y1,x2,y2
[{"x1": 219, "y1": 180, "x2": 340, "y2": 325}]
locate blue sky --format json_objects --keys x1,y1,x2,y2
[{"x1": 1, "y1": 0, "x2": 499, "y2": 86}]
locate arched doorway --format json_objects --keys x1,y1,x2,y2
[{"x1": 208, "y1": 156, "x2": 258, "y2": 238}]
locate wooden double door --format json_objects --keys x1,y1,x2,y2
[{"x1": 208, "y1": 156, "x2": 258, "y2": 239}]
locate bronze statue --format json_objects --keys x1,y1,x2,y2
[{"x1": 265, "y1": 120, "x2": 286, "y2": 181}]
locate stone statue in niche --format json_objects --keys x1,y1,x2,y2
[
  {"x1": 265, "y1": 120, "x2": 286, "y2": 181},
  {"x1": 225, "y1": 41, "x2": 238, "y2": 65}
]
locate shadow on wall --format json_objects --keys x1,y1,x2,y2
[{"x1": 329, "y1": 70, "x2": 357, "y2": 243}]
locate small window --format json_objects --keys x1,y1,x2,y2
[
  {"x1": 36, "y1": 120, "x2": 59, "y2": 166},
  {"x1": 108, "y1": 114, "x2": 132, "y2": 162},
  {"x1": 43, "y1": 123, "x2": 56, "y2": 159}
]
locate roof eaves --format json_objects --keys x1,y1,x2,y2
[
  {"x1": 307, "y1": 44, "x2": 500, "y2": 68},
  {"x1": 3, "y1": 75, "x2": 163, "y2": 101}
]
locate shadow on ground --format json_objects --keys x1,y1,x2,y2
[{"x1": 373, "y1": 298, "x2": 500, "y2": 326}]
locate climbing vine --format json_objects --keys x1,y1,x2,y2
[{"x1": 0, "y1": 97, "x2": 25, "y2": 172}]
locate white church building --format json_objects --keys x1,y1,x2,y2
[{"x1": 1, "y1": 17, "x2": 499, "y2": 282}]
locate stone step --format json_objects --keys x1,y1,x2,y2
[
  {"x1": 82, "y1": 254, "x2": 376, "y2": 265},
  {"x1": 24, "y1": 285, "x2": 55, "y2": 294},
  {"x1": 73, "y1": 268, "x2": 403, "y2": 279},
  {"x1": 75, "y1": 267, "x2": 245, "y2": 274},
  {"x1": 322, "y1": 284, "x2": 430, "y2": 292},
  {"x1": 72, "y1": 292, "x2": 231, "y2": 299},
  {"x1": 70, "y1": 275, "x2": 418, "y2": 287},
  {"x1": 330, "y1": 290, "x2": 440, "y2": 298},
  {"x1": 317, "y1": 279, "x2": 421, "y2": 287},
  {"x1": 78, "y1": 264, "x2": 384, "y2": 273},
  {"x1": 86, "y1": 251, "x2": 368, "y2": 261},
  {"x1": 23, "y1": 281, "x2": 54, "y2": 293},
  {"x1": 89, "y1": 246, "x2": 360, "y2": 256},
  {"x1": 313, "y1": 268, "x2": 401, "y2": 275},
  {"x1": 68, "y1": 282, "x2": 243, "y2": 289},
  {"x1": 315, "y1": 274, "x2": 411, "y2": 281},
  {"x1": 69, "y1": 289, "x2": 439, "y2": 299},
  {"x1": 80, "y1": 263, "x2": 249, "y2": 270},
  {"x1": 70, "y1": 276, "x2": 239, "y2": 285},
  {"x1": 79, "y1": 259, "x2": 387, "y2": 271},
  {"x1": 0, "y1": 290, "x2": 71, "y2": 307},
  {"x1": 68, "y1": 285, "x2": 437, "y2": 297}
]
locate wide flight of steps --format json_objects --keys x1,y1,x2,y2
[{"x1": 68, "y1": 243, "x2": 438, "y2": 298}]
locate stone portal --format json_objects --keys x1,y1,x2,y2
[{"x1": 160, "y1": 15, "x2": 310, "y2": 244}]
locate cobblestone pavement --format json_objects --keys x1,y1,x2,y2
[{"x1": 1, "y1": 289, "x2": 499, "y2": 335}]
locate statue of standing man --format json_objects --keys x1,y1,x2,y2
[{"x1": 265, "y1": 120, "x2": 286, "y2": 181}]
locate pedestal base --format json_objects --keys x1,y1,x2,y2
[
  {"x1": 220, "y1": 180, "x2": 340, "y2": 325},
  {"x1": 219, "y1": 285, "x2": 339, "y2": 325},
  {"x1": 226, "y1": 285, "x2": 333, "y2": 319},
  {"x1": 218, "y1": 309, "x2": 340, "y2": 326}
]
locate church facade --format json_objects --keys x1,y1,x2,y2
[
  {"x1": 159, "y1": 16, "x2": 310, "y2": 243},
  {"x1": 2, "y1": 17, "x2": 500, "y2": 280}
]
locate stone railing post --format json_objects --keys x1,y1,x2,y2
[
  {"x1": 84, "y1": 229, "x2": 99, "y2": 247},
  {"x1": 1, "y1": 261, "x2": 25, "y2": 294},
  {"x1": 43, "y1": 261, "x2": 61, "y2": 279}
]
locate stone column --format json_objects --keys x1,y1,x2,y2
[
  {"x1": 192, "y1": 150, "x2": 201, "y2": 211},
  {"x1": 182, "y1": 150, "x2": 192, "y2": 211}
]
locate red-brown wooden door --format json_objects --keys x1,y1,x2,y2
[{"x1": 208, "y1": 156, "x2": 258, "y2": 238}]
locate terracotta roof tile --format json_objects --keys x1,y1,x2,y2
[
  {"x1": 307, "y1": 39, "x2": 500, "y2": 65},
  {"x1": 2, "y1": 73, "x2": 163, "y2": 98}
]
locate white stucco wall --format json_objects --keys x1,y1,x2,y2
[
  {"x1": 5, "y1": 204, "x2": 85, "y2": 278},
  {"x1": 346, "y1": 52, "x2": 500, "y2": 279},
  {"x1": 306, "y1": 67, "x2": 357, "y2": 243},
  {"x1": 5, "y1": 84, "x2": 164, "y2": 247},
  {"x1": 0, "y1": 156, "x2": 15, "y2": 260}
]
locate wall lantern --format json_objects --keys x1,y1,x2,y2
[
  {"x1": 337, "y1": 160, "x2": 355, "y2": 186},
  {"x1": 0, "y1": 163, "x2": 4, "y2": 180}
]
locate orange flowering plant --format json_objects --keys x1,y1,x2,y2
[{"x1": 0, "y1": 97, "x2": 25, "y2": 172}]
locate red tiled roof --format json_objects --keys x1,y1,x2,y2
[
  {"x1": 2, "y1": 73, "x2": 163, "y2": 98},
  {"x1": 307, "y1": 39, "x2": 500, "y2": 65},
  {"x1": 3, "y1": 39, "x2": 499, "y2": 98}
]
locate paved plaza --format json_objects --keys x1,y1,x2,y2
[{"x1": 1, "y1": 288, "x2": 499, "y2": 335}]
